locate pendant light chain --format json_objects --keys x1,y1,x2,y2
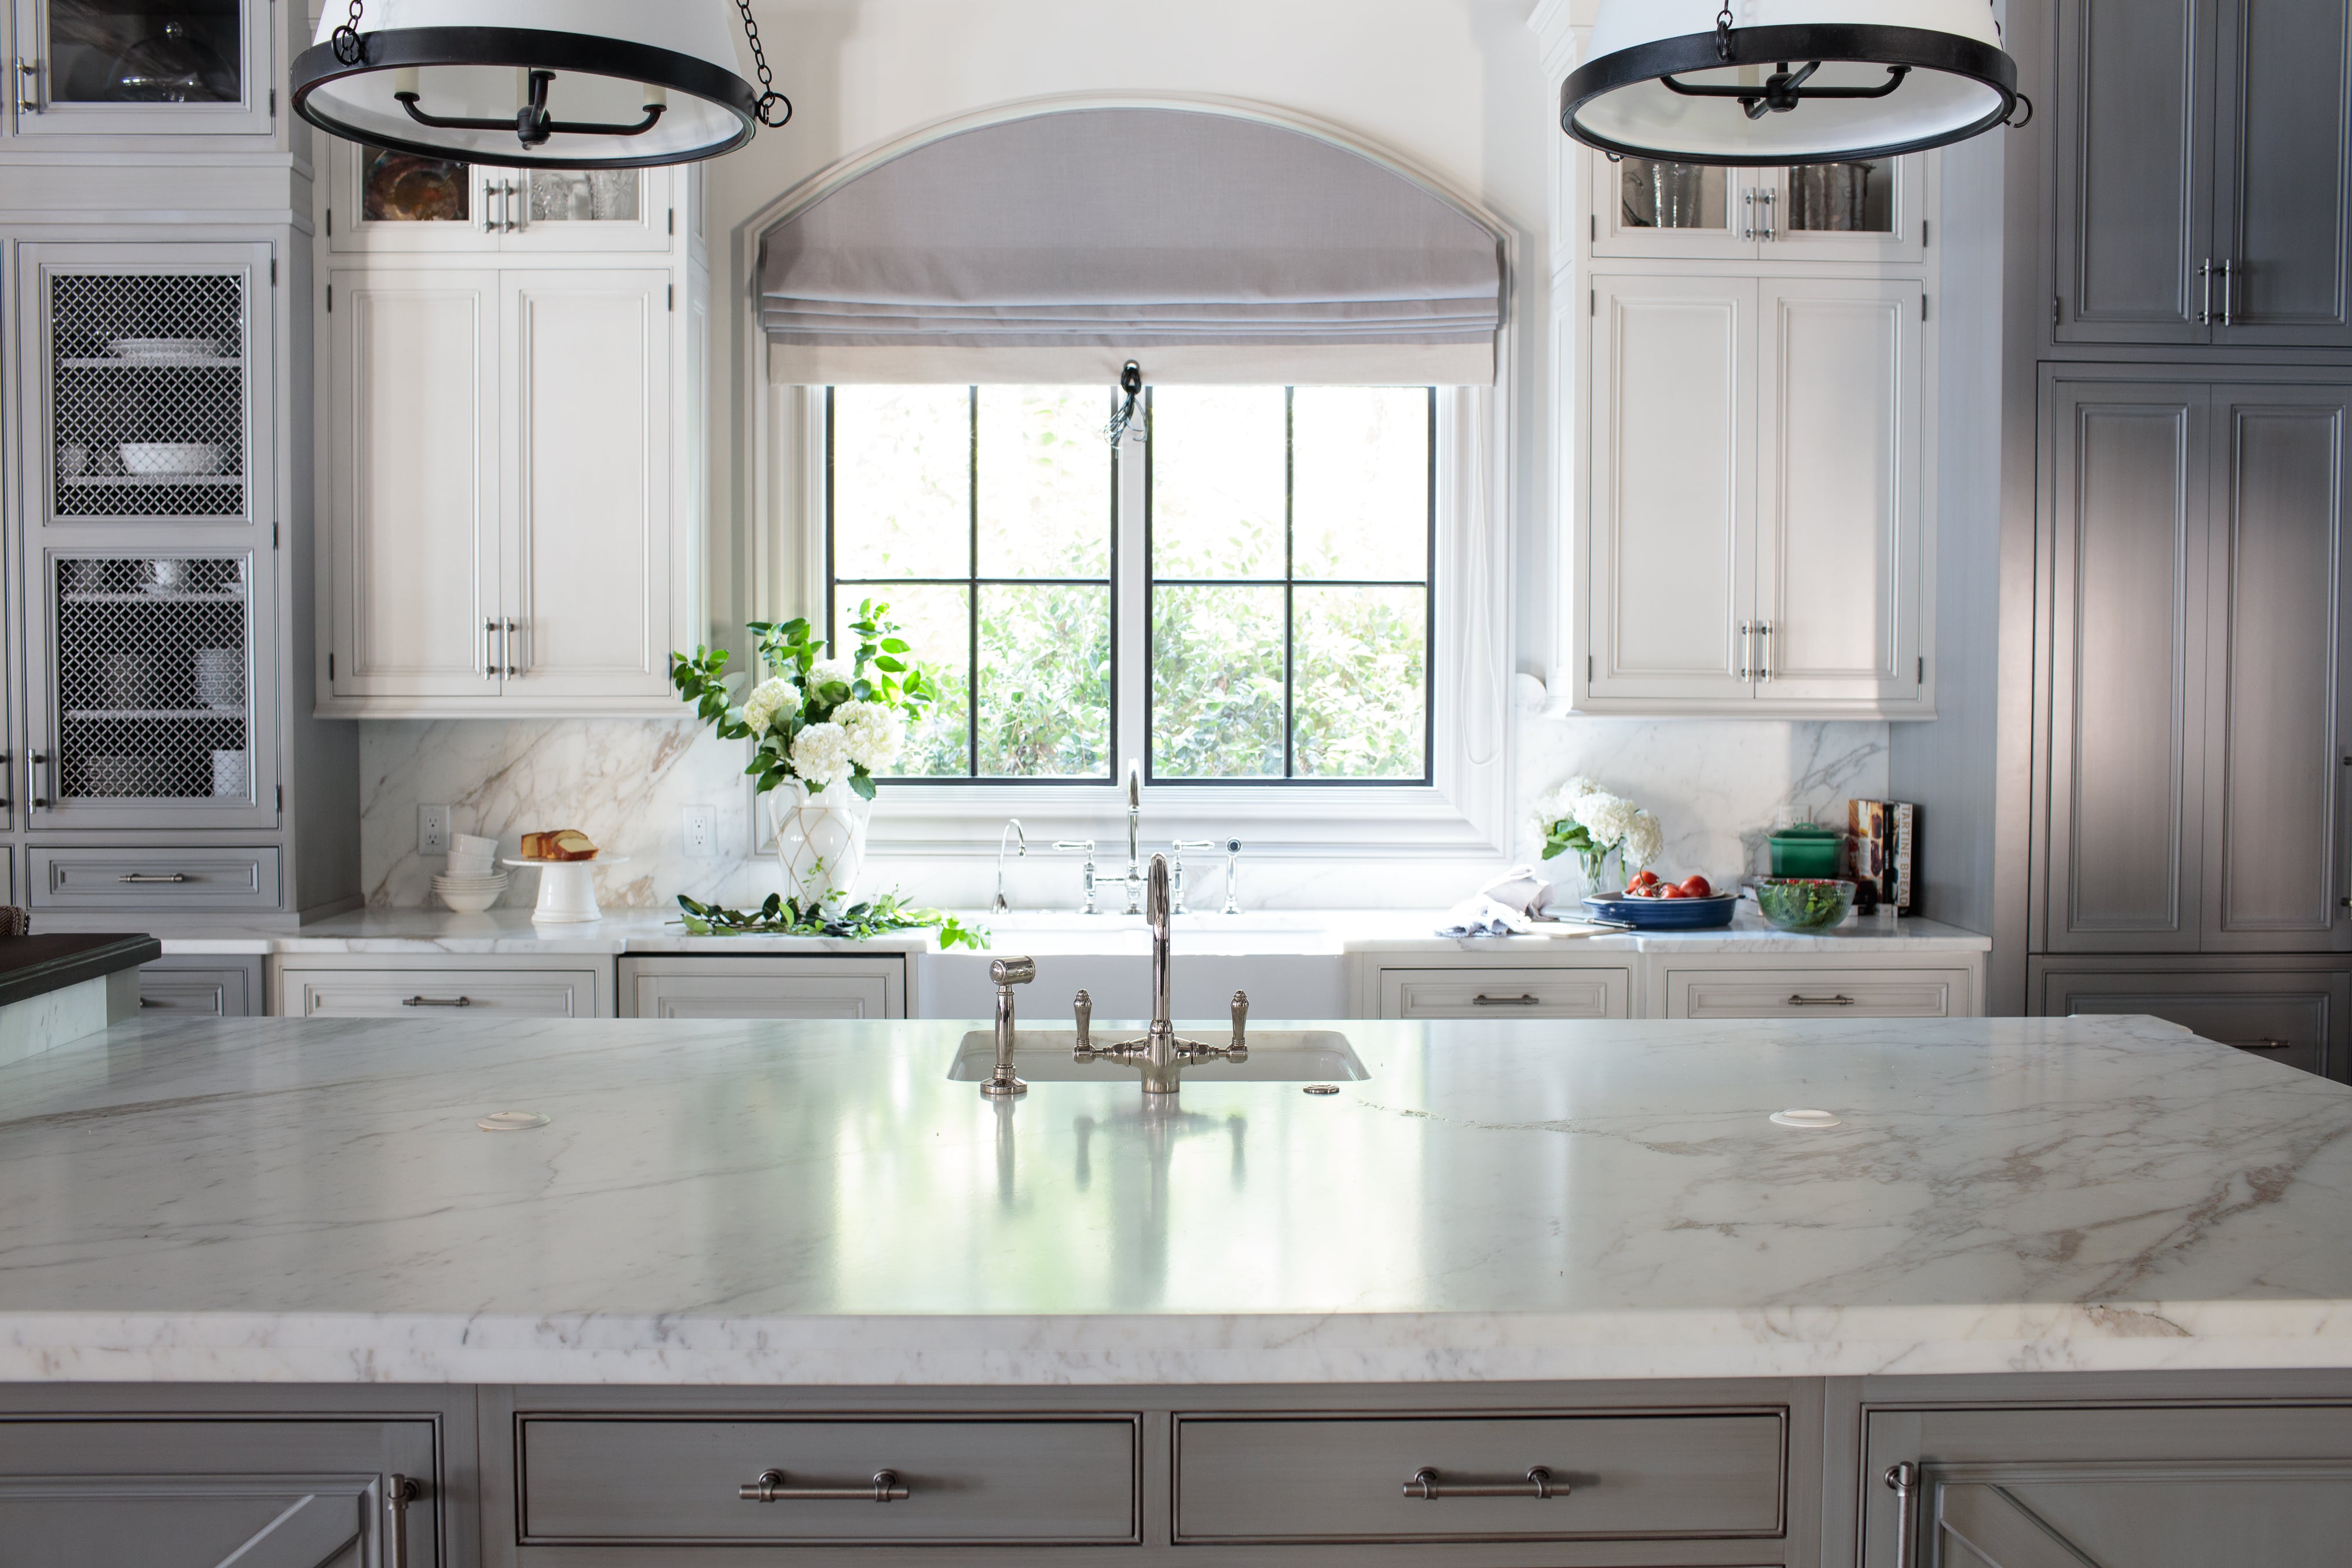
[
  {"x1": 331, "y1": 0, "x2": 365, "y2": 66},
  {"x1": 1714, "y1": 4, "x2": 1735, "y2": 62},
  {"x1": 734, "y1": 0, "x2": 794, "y2": 127}
]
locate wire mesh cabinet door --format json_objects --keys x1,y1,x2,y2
[
  {"x1": 27, "y1": 548, "x2": 279, "y2": 829},
  {"x1": 23, "y1": 243, "x2": 272, "y2": 536}
]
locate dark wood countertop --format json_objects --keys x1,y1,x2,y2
[{"x1": 0, "y1": 934, "x2": 160, "y2": 1010}]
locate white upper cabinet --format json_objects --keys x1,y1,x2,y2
[
  {"x1": 1581, "y1": 274, "x2": 1927, "y2": 717},
  {"x1": 1565, "y1": 138, "x2": 1936, "y2": 720},
  {"x1": 325, "y1": 144, "x2": 679, "y2": 257},
  {"x1": 1587, "y1": 274, "x2": 1757, "y2": 706},
  {"x1": 1592, "y1": 152, "x2": 1927, "y2": 266},
  {"x1": 323, "y1": 265, "x2": 688, "y2": 716},
  {"x1": 9, "y1": 0, "x2": 276, "y2": 139}
]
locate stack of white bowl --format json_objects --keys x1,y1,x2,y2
[{"x1": 433, "y1": 833, "x2": 508, "y2": 913}]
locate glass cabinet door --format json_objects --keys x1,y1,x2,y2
[
  {"x1": 1762, "y1": 155, "x2": 1926, "y2": 262},
  {"x1": 1594, "y1": 153, "x2": 1759, "y2": 259},
  {"x1": 12, "y1": 0, "x2": 270, "y2": 136},
  {"x1": 495, "y1": 166, "x2": 672, "y2": 251},
  {"x1": 329, "y1": 151, "x2": 672, "y2": 254}
]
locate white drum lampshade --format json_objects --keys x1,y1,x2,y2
[
  {"x1": 292, "y1": 0, "x2": 772, "y2": 169},
  {"x1": 1563, "y1": 0, "x2": 2023, "y2": 166}
]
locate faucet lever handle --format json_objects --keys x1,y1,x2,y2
[
  {"x1": 1073, "y1": 988, "x2": 1093, "y2": 1051},
  {"x1": 1230, "y1": 990, "x2": 1249, "y2": 1052}
]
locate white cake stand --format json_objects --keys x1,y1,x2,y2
[{"x1": 503, "y1": 856, "x2": 628, "y2": 923}]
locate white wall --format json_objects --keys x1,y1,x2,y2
[{"x1": 358, "y1": 0, "x2": 1893, "y2": 913}]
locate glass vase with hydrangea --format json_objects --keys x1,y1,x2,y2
[
  {"x1": 1530, "y1": 776, "x2": 1665, "y2": 895},
  {"x1": 671, "y1": 600, "x2": 941, "y2": 909}
]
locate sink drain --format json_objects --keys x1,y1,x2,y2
[
  {"x1": 1770, "y1": 1108, "x2": 1841, "y2": 1129},
  {"x1": 477, "y1": 1110, "x2": 550, "y2": 1132}
]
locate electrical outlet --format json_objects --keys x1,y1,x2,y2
[
  {"x1": 683, "y1": 805, "x2": 717, "y2": 858},
  {"x1": 417, "y1": 804, "x2": 452, "y2": 856}
]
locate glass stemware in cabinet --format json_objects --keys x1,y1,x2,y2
[
  {"x1": 40, "y1": 0, "x2": 239, "y2": 104},
  {"x1": 48, "y1": 271, "x2": 248, "y2": 524},
  {"x1": 1618, "y1": 157, "x2": 1727, "y2": 232},
  {"x1": 1783, "y1": 160, "x2": 1895, "y2": 236},
  {"x1": 525, "y1": 169, "x2": 642, "y2": 225},
  {"x1": 54, "y1": 556, "x2": 251, "y2": 803}
]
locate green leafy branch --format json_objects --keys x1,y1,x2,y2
[{"x1": 675, "y1": 892, "x2": 989, "y2": 951}]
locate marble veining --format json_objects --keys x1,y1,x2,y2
[{"x1": 0, "y1": 1012, "x2": 2344, "y2": 1384}]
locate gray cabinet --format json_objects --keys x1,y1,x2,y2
[
  {"x1": 2054, "y1": 0, "x2": 2352, "y2": 349},
  {"x1": 0, "y1": 1417, "x2": 440, "y2": 1568},
  {"x1": 2035, "y1": 958, "x2": 2351, "y2": 1080},
  {"x1": 618, "y1": 957, "x2": 908, "y2": 1019},
  {"x1": 1862, "y1": 1403, "x2": 2352, "y2": 1567},
  {"x1": 2040, "y1": 375, "x2": 2352, "y2": 958},
  {"x1": 138, "y1": 954, "x2": 263, "y2": 1017}
]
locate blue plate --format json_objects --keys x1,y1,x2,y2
[{"x1": 1581, "y1": 891, "x2": 1740, "y2": 930}]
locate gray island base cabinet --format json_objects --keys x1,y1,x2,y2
[{"x1": 12, "y1": 1375, "x2": 2352, "y2": 1567}]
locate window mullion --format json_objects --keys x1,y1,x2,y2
[{"x1": 1118, "y1": 394, "x2": 1152, "y2": 785}]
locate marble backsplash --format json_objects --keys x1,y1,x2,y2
[{"x1": 358, "y1": 716, "x2": 1888, "y2": 914}]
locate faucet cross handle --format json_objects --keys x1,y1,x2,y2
[
  {"x1": 1170, "y1": 840, "x2": 1215, "y2": 915},
  {"x1": 1072, "y1": 988, "x2": 1093, "y2": 1052},
  {"x1": 1052, "y1": 840, "x2": 1099, "y2": 916},
  {"x1": 1230, "y1": 990, "x2": 1248, "y2": 1052}
]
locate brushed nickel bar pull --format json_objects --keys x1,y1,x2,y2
[
  {"x1": 739, "y1": 1468, "x2": 910, "y2": 1503},
  {"x1": 1472, "y1": 994, "x2": 1542, "y2": 1007},
  {"x1": 1742, "y1": 188, "x2": 1756, "y2": 241},
  {"x1": 1885, "y1": 1461, "x2": 1921, "y2": 1568},
  {"x1": 1760, "y1": 186, "x2": 1778, "y2": 243},
  {"x1": 503, "y1": 617, "x2": 521, "y2": 677},
  {"x1": 1735, "y1": 620, "x2": 1751, "y2": 680},
  {"x1": 2219, "y1": 259, "x2": 2235, "y2": 327},
  {"x1": 1787, "y1": 993, "x2": 1858, "y2": 1008},
  {"x1": 1756, "y1": 620, "x2": 1772, "y2": 682},
  {"x1": 384, "y1": 1475, "x2": 420, "y2": 1568},
  {"x1": 117, "y1": 873, "x2": 189, "y2": 884},
  {"x1": 15, "y1": 58, "x2": 39, "y2": 114},
  {"x1": 1402, "y1": 1466, "x2": 1560, "y2": 1500},
  {"x1": 28, "y1": 751, "x2": 48, "y2": 810},
  {"x1": 2199, "y1": 258, "x2": 2214, "y2": 325},
  {"x1": 485, "y1": 619, "x2": 500, "y2": 681},
  {"x1": 2232, "y1": 1039, "x2": 2292, "y2": 1051},
  {"x1": 401, "y1": 995, "x2": 473, "y2": 1008}
]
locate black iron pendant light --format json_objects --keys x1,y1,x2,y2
[
  {"x1": 292, "y1": 0, "x2": 792, "y2": 170},
  {"x1": 1563, "y1": 1, "x2": 2028, "y2": 167}
]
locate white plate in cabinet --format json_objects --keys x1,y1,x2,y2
[
  {"x1": 619, "y1": 958, "x2": 907, "y2": 1020},
  {"x1": 278, "y1": 963, "x2": 609, "y2": 1019},
  {"x1": 1379, "y1": 968, "x2": 1630, "y2": 1020},
  {"x1": 1173, "y1": 1412, "x2": 1786, "y2": 1542},
  {"x1": 1665, "y1": 968, "x2": 1974, "y2": 1020}
]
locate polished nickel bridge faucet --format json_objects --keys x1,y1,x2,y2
[{"x1": 1071, "y1": 853, "x2": 1248, "y2": 1095}]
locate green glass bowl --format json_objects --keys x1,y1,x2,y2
[{"x1": 1754, "y1": 877, "x2": 1856, "y2": 932}]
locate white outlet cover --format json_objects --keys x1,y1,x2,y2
[
  {"x1": 683, "y1": 805, "x2": 717, "y2": 856},
  {"x1": 418, "y1": 803, "x2": 452, "y2": 856}
]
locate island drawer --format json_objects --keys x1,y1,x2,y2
[
  {"x1": 518, "y1": 1415, "x2": 1139, "y2": 1545},
  {"x1": 1379, "y1": 967, "x2": 1632, "y2": 1019},
  {"x1": 1173, "y1": 1411, "x2": 1786, "y2": 1541},
  {"x1": 1664, "y1": 968, "x2": 1973, "y2": 1020}
]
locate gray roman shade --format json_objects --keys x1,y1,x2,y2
[{"x1": 760, "y1": 106, "x2": 1505, "y2": 384}]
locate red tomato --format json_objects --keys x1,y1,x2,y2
[
  {"x1": 1680, "y1": 874, "x2": 1713, "y2": 898},
  {"x1": 1657, "y1": 883, "x2": 1688, "y2": 899},
  {"x1": 1628, "y1": 869, "x2": 1660, "y2": 889}
]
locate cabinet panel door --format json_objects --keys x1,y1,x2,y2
[
  {"x1": 2212, "y1": 0, "x2": 2352, "y2": 346},
  {"x1": 2043, "y1": 384, "x2": 2209, "y2": 951},
  {"x1": 2040, "y1": 962, "x2": 2350, "y2": 1079},
  {"x1": 2203, "y1": 387, "x2": 2352, "y2": 951},
  {"x1": 1378, "y1": 968, "x2": 1629, "y2": 1020},
  {"x1": 621, "y1": 959, "x2": 907, "y2": 1020},
  {"x1": 286, "y1": 967, "x2": 605, "y2": 1019},
  {"x1": 2053, "y1": 0, "x2": 2218, "y2": 343},
  {"x1": 1754, "y1": 279, "x2": 1923, "y2": 706},
  {"x1": 500, "y1": 272, "x2": 673, "y2": 703},
  {"x1": 327, "y1": 270, "x2": 501, "y2": 702},
  {"x1": 1863, "y1": 1405, "x2": 2352, "y2": 1568},
  {"x1": 1587, "y1": 276, "x2": 1756, "y2": 704}
]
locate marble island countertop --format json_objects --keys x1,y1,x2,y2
[
  {"x1": 148, "y1": 904, "x2": 1991, "y2": 957},
  {"x1": 0, "y1": 1010, "x2": 2343, "y2": 1386}
]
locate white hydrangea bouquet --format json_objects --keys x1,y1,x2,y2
[
  {"x1": 671, "y1": 600, "x2": 941, "y2": 908},
  {"x1": 1532, "y1": 775, "x2": 1664, "y2": 892}
]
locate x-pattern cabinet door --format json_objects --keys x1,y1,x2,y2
[{"x1": 1863, "y1": 1405, "x2": 2352, "y2": 1567}]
